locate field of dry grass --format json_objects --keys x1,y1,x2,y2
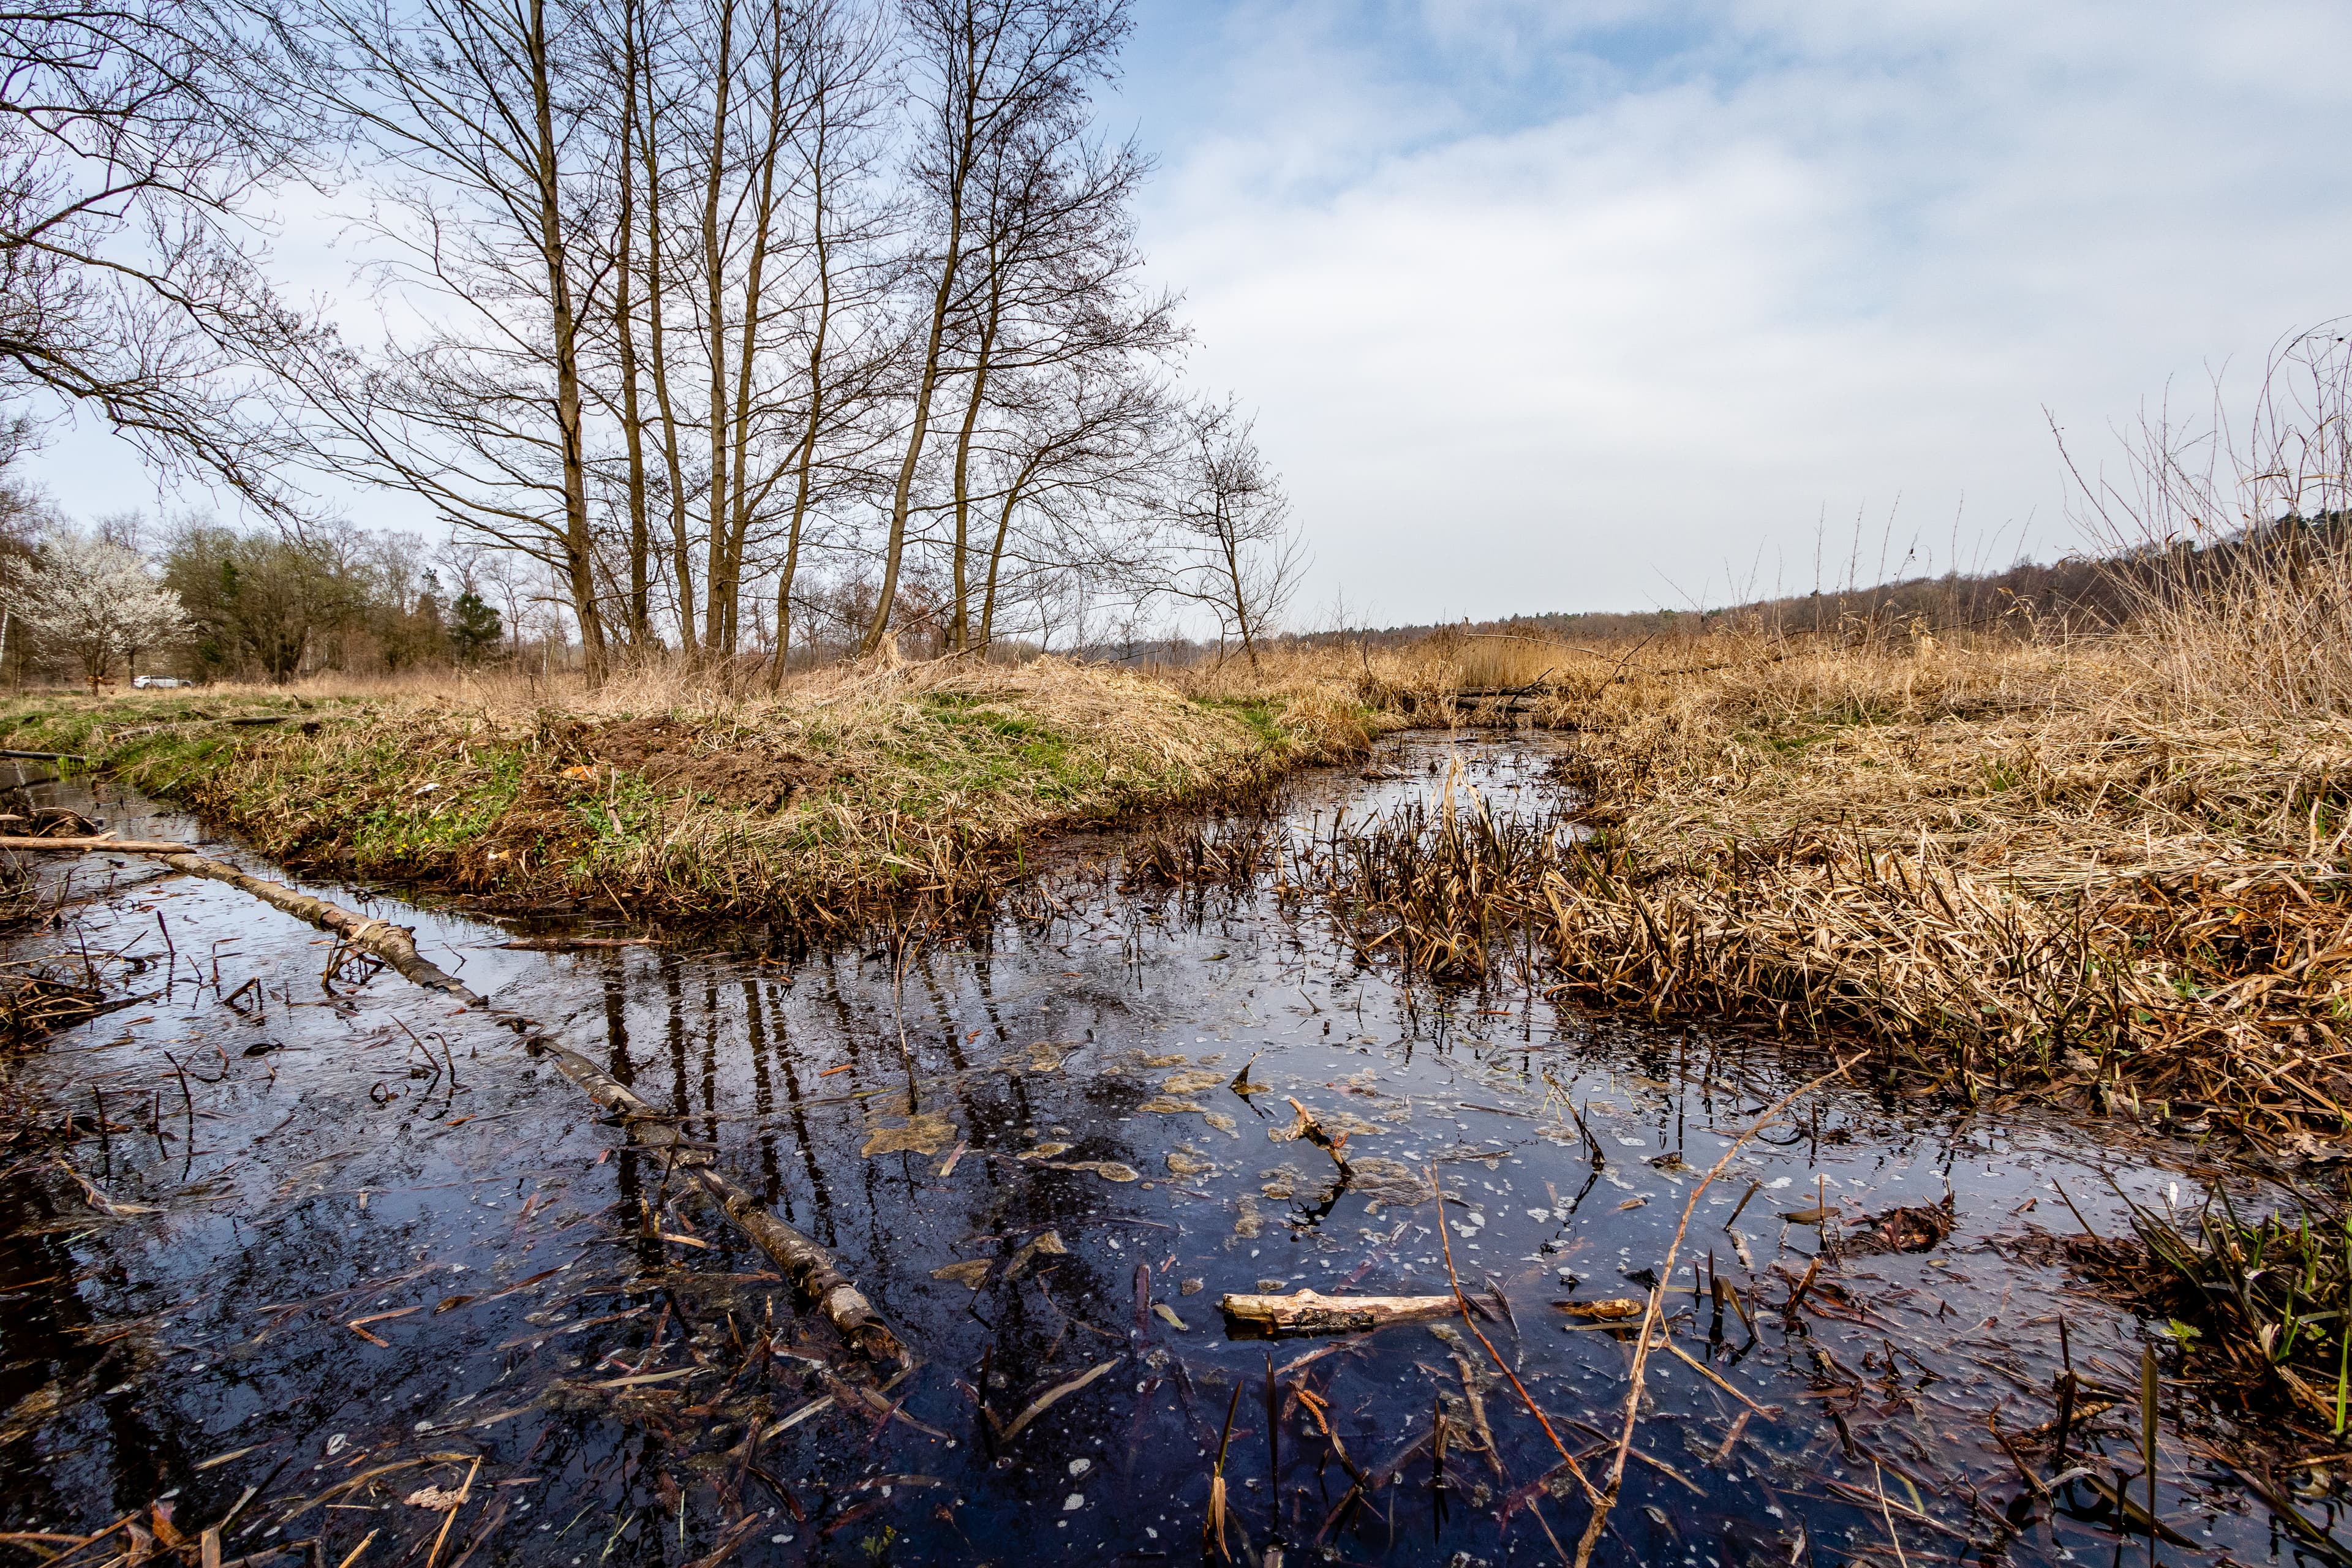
[
  {"x1": 0, "y1": 655, "x2": 1392, "y2": 925},
  {"x1": 1246, "y1": 557, "x2": 2352, "y2": 1133}
]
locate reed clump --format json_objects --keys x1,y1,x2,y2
[
  {"x1": 2078, "y1": 1184, "x2": 2352, "y2": 1443},
  {"x1": 1259, "y1": 528, "x2": 2352, "y2": 1129}
]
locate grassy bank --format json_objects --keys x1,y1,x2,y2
[{"x1": 0, "y1": 658, "x2": 1389, "y2": 927}]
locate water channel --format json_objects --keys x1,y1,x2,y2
[{"x1": 0, "y1": 732, "x2": 2321, "y2": 1566}]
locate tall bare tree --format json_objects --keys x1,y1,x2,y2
[
  {"x1": 286, "y1": 0, "x2": 616, "y2": 675},
  {"x1": 859, "y1": 0, "x2": 1128, "y2": 656}
]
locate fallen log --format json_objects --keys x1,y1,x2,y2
[
  {"x1": 0, "y1": 836, "x2": 195, "y2": 854},
  {"x1": 135, "y1": 846, "x2": 908, "y2": 1368},
  {"x1": 1220, "y1": 1288, "x2": 1458, "y2": 1337},
  {"x1": 525, "y1": 1037, "x2": 905, "y2": 1366},
  {"x1": 0, "y1": 749, "x2": 86, "y2": 762}
]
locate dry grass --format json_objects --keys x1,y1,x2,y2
[
  {"x1": 1253, "y1": 576, "x2": 2352, "y2": 1130},
  {"x1": 0, "y1": 655, "x2": 1392, "y2": 927}
]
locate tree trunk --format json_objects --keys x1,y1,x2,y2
[
  {"x1": 638, "y1": 71, "x2": 698, "y2": 659},
  {"x1": 527, "y1": 0, "x2": 606, "y2": 680},
  {"x1": 975, "y1": 451, "x2": 1041, "y2": 651},
  {"x1": 613, "y1": 2, "x2": 650, "y2": 650},
  {"x1": 697, "y1": 0, "x2": 736, "y2": 658},
  {"x1": 767, "y1": 108, "x2": 835, "y2": 692},
  {"x1": 945, "y1": 251, "x2": 1004, "y2": 653}
]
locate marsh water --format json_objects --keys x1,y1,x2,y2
[{"x1": 0, "y1": 734, "x2": 2325, "y2": 1566}]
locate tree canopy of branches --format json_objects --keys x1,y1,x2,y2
[
  {"x1": 0, "y1": 0, "x2": 309, "y2": 503},
  {"x1": 7, "y1": 0, "x2": 1306, "y2": 680}
]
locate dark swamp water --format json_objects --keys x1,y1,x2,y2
[{"x1": 0, "y1": 733, "x2": 2332, "y2": 1567}]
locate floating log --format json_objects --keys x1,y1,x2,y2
[
  {"x1": 526, "y1": 1036, "x2": 904, "y2": 1366},
  {"x1": 135, "y1": 846, "x2": 908, "y2": 1368},
  {"x1": 1219, "y1": 1288, "x2": 1458, "y2": 1337},
  {"x1": 0, "y1": 836, "x2": 194, "y2": 854}
]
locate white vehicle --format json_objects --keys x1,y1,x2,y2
[{"x1": 130, "y1": 676, "x2": 189, "y2": 689}]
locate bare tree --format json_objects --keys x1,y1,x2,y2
[
  {"x1": 285, "y1": 0, "x2": 617, "y2": 676},
  {"x1": 971, "y1": 360, "x2": 1164, "y2": 649},
  {"x1": 1156, "y1": 396, "x2": 1304, "y2": 669},
  {"x1": 859, "y1": 0, "x2": 1129, "y2": 656}
]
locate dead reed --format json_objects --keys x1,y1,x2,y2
[{"x1": 1241, "y1": 589, "x2": 2352, "y2": 1129}]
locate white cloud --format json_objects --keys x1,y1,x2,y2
[{"x1": 1131, "y1": 0, "x2": 2352, "y2": 621}]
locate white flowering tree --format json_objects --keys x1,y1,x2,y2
[{"x1": 22, "y1": 534, "x2": 190, "y2": 688}]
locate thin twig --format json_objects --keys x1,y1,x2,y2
[{"x1": 1570, "y1": 1054, "x2": 1864, "y2": 1568}]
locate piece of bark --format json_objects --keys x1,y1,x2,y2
[{"x1": 1218, "y1": 1289, "x2": 1458, "y2": 1337}]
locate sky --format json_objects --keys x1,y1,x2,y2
[{"x1": 24, "y1": 0, "x2": 2352, "y2": 625}]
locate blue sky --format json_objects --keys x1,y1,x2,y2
[{"x1": 28, "y1": 0, "x2": 2352, "y2": 625}]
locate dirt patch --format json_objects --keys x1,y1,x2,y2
[{"x1": 548, "y1": 717, "x2": 843, "y2": 812}]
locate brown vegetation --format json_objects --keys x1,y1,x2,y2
[
  {"x1": 1208, "y1": 522, "x2": 2352, "y2": 1132},
  {"x1": 2, "y1": 655, "x2": 1387, "y2": 928}
]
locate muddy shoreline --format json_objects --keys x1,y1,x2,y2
[{"x1": 0, "y1": 731, "x2": 2331, "y2": 1567}]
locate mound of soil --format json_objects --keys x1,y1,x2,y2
[{"x1": 546, "y1": 717, "x2": 843, "y2": 812}]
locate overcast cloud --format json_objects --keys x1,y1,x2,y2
[
  {"x1": 25, "y1": 0, "x2": 2352, "y2": 625},
  {"x1": 1108, "y1": 0, "x2": 2352, "y2": 622}
]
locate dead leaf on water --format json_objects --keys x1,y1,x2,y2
[
  {"x1": 1019, "y1": 1143, "x2": 1073, "y2": 1159},
  {"x1": 1233, "y1": 1194, "x2": 1263, "y2": 1239},
  {"x1": 1166, "y1": 1148, "x2": 1214, "y2": 1178},
  {"x1": 1179, "y1": 1277, "x2": 1205, "y2": 1297},
  {"x1": 1137, "y1": 1095, "x2": 1204, "y2": 1115},
  {"x1": 861, "y1": 1112, "x2": 957, "y2": 1158},
  {"x1": 1348, "y1": 1156, "x2": 1428, "y2": 1213},
  {"x1": 1027, "y1": 1041, "x2": 1072, "y2": 1072},
  {"x1": 404, "y1": 1485, "x2": 466, "y2": 1511},
  {"x1": 1153, "y1": 1302, "x2": 1189, "y2": 1332},
  {"x1": 1006, "y1": 1229, "x2": 1069, "y2": 1280},
  {"x1": 1140, "y1": 1053, "x2": 1189, "y2": 1068},
  {"x1": 931, "y1": 1259, "x2": 992, "y2": 1289},
  {"x1": 1161, "y1": 1069, "x2": 1226, "y2": 1095},
  {"x1": 1202, "y1": 1111, "x2": 1238, "y2": 1137},
  {"x1": 1049, "y1": 1160, "x2": 1139, "y2": 1183},
  {"x1": 1320, "y1": 1110, "x2": 1385, "y2": 1138}
]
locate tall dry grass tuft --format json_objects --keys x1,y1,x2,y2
[{"x1": 2071, "y1": 323, "x2": 2352, "y2": 720}]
